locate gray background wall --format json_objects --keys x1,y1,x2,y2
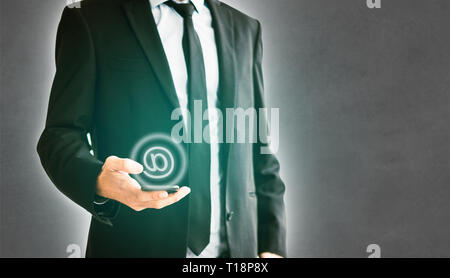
[{"x1": 1, "y1": 0, "x2": 449, "y2": 257}]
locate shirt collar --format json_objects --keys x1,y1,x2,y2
[{"x1": 150, "y1": 0, "x2": 204, "y2": 13}]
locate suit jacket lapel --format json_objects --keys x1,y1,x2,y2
[
  {"x1": 206, "y1": 0, "x2": 236, "y2": 181},
  {"x1": 122, "y1": 0, "x2": 180, "y2": 109}
]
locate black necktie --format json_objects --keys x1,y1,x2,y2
[{"x1": 166, "y1": 1, "x2": 211, "y2": 255}]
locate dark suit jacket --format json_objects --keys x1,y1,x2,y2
[{"x1": 37, "y1": 0, "x2": 286, "y2": 258}]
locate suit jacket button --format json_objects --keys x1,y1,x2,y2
[{"x1": 226, "y1": 211, "x2": 234, "y2": 222}]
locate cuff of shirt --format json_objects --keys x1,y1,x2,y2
[{"x1": 93, "y1": 195, "x2": 120, "y2": 226}]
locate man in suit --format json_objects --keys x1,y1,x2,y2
[{"x1": 37, "y1": 0, "x2": 286, "y2": 258}]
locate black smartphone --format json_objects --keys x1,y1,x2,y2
[{"x1": 140, "y1": 185, "x2": 180, "y2": 194}]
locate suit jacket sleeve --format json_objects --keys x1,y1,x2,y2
[
  {"x1": 253, "y1": 21, "x2": 287, "y2": 257},
  {"x1": 37, "y1": 7, "x2": 115, "y2": 225}
]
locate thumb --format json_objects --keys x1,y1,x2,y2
[{"x1": 104, "y1": 156, "x2": 143, "y2": 174}]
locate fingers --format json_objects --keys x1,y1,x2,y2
[
  {"x1": 129, "y1": 189, "x2": 183, "y2": 212},
  {"x1": 104, "y1": 156, "x2": 143, "y2": 174},
  {"x1": 259, "y1": 252, "x2": 283, "y2": 258},
  {"x1": 151, "y1": 186, "x2": 191, "y2": 209},
  {"x1": 133, "y1": 186, "x2": 191, "y2": 210},
  {"x1": 140, "y1": 190, "x2": 169, "y2": 201}
]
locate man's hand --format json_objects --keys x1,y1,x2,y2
[
  {"x1": 96, "y1": 156, "x2": 190, "y2": 211},
  {"x1": 259, "y1": 252, "x2": 283, "y2": 258}
]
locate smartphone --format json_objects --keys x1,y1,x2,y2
[{"x1": 140, "y1": 185, "x2": 180, "y2": 194}]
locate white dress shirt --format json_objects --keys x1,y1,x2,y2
[{"x1": 149, "y1": 0, "x2": 226, "y2": 258}]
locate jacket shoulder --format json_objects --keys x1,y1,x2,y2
[
  {"x1": 64, "y1": 0, "x2": 124, "y2": 13},
  {"x1": 218, "y1": 1, "x2": 260, "y2": 29}
]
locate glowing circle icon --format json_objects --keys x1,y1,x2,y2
[
  {"x1": 130, "y1": 133, "x2": 187, "y2": 186},
  {"x1": 142, "y1": 146, "x2": 174, "y2": 179}
]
